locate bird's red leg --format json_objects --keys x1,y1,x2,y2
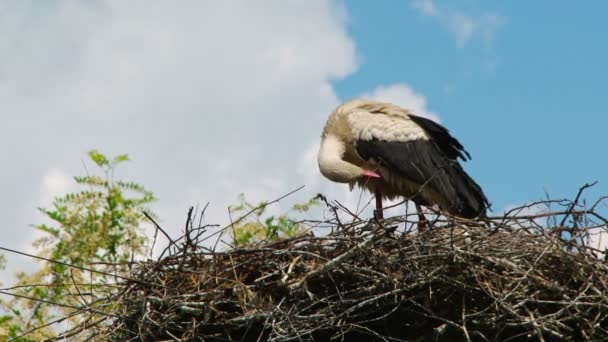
[
  {"x1": 375, "y1": 189, "x2": 384, "y2": 220},
  {"x1": 361, "y1": 169, "x2": 384, "y2": 221},
  {"x1": 415, "y1": 203, "x2": 427, "y2": 231}
]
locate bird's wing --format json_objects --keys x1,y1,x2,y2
[
  {"x1": 407, "y1": 114, "x2": 471, "y2": 161},
  {"x1": 349, "y1": 111, "x2": 488, "y2": 217},
  {"x1": 355, "y1": 136, "x2": 457, "y2": 195},
  {"x1": 347, "y1": 110, "x2": 452, "y2": 187}
]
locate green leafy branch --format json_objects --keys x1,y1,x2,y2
[{"x1": 230, "y1": 194, "x2": 318, "y2": 246}]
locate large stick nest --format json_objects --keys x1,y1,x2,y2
[{"x1": 65, "y1": 189, "x2": 608, "y2": 341}]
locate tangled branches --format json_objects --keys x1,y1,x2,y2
[{"x1": 52, "y1": 186, "x2": 608, "y2": 341}]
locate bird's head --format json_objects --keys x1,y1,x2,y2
[{"x1": 318, "y1": 134, "x2": 383, "y2": 183}]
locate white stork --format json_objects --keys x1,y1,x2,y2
[{"x1": 317, "y1": 99, "x2": 489, "y2": 223}]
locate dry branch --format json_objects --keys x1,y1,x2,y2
[{"x1": 12, "y1": 186, "x2": 608, "y2": 341}]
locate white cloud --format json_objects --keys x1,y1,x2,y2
[
  {"x1": 587, "y1": 229, "x2": 608, "y2": 258},
  {"x1": 449, "y1": 12, "x2": 476, "y2": 48},
  {"x1": 360, "y1": 83, "x2": 440, "y2": 122},
  {"x1": 411, "y1": 0, "x2": 437, "y2": 16},
  {"x1": 0, "y1": 0, "x2": 357, "y2": 279},
  {"x1": 480, "y1": 14, "x2": 506, "y2": 47},
  {"x1": 1, "y1": 1, "x2": 450, "y2": 288},
  {"x1": 409, "y1": 0, "x2": 505, "y2": 48}
]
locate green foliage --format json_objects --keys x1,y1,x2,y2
[
  {"x1": 230, "y1": 195, "x2": 318, "y2": 246},
  {"x1": 0, "y1": 150, "x2": 155, "y2": 340},
  {"x1": 0, "y1": 149, "x2": 316, "y2": 339}
]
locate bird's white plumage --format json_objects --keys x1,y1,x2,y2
[{"x1": 346, "y1": 110, "x2": 429, "y2": 142}]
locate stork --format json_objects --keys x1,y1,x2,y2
[{"x1": 317, "y1": 99, "x2": 488, "y2": 225}]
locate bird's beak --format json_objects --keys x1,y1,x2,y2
[{"x1": 361, "y1": 169, "x2": 382, "y2": 179}]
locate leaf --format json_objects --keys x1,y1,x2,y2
[
  {"x1": 0, "y1": 314, "x2": 13, "y2": 325},
  {"x1": 88, "y1": 149, "x2": 109, "y2": 167},
  {"x1": 35, "y1": 224, "x2": 60, "y2": 238},
  {"x1": 113, "y1": 154, "x2": 130, "y2": 163},
  {"x1": 292, "y1": 197, "x2": 320, "y2": 212}
]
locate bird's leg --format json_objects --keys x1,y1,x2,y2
[
  {"x1": 375, "y1": 189, "x2": 384, "y2": 221},
  {"x1": 415, "y1": 203, "x2": 427, "y2": 231},
  {"x1": 361, "y1": 169, "x2": 384, "y2": 221}
]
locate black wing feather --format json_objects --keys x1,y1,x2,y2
[
  {"x1": 356, "y1": 139, "x2": 488, "y2": 218},
  {"x1": 408, "y1": 114, "x2": 471, "y2": 161}
]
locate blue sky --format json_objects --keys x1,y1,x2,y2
[{"x1": 337, "y1": 0, "x2": 608, "y2": 211}]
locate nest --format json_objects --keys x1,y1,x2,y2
[{"x1": 60, "y1": 189, "x2": 608, "y2": 341}]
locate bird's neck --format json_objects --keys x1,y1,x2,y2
[{"x1": 317, "y1": 134, "x2": 362, "y2": 183}]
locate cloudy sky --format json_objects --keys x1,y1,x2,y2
[{"x1": 2, "y1": 1, "x2": 607, "y2": 277}]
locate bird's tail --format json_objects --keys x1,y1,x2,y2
[{"x1": 448, "y1": 163, "x2": 490, "y2": 219}]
